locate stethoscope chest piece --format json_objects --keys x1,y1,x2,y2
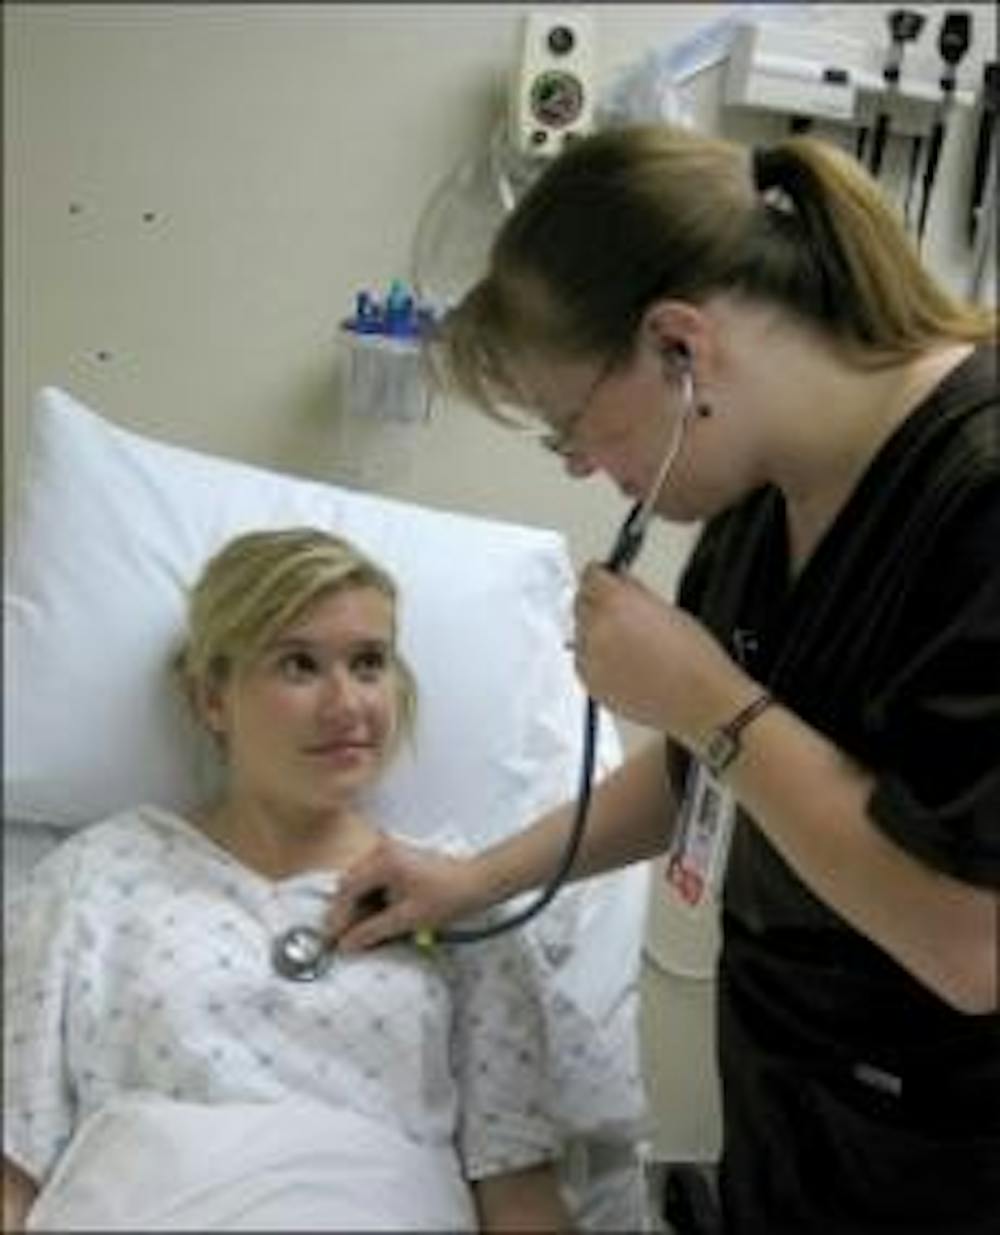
[{"x1": 272, "y1": 925, "x2": 333, "y2": 981}]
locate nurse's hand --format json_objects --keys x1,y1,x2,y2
[
  {"x1": 328, "y1": 834, "x2": 485, "y2": 952},
  {"x1": 573, "y1": 562, "x2": 751, "y2": 743}
]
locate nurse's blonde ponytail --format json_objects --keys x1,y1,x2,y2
[
  {"x1": 745, "y1": 138, "x2": 994, "y2": 364},
  {"x1": 437, "y1": 125, "x2": 996, "y2": 416}
]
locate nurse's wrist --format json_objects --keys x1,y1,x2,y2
[
  {"x1": 680, "y1": 668, "x2": 765, "y2": 755},
  {"x1": 692, "y1": 680, "x2": 776, "y2": 778}
]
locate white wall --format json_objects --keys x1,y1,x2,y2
[{"x1": 5, "y1": 1, "x2": 996, "y2": 1162}]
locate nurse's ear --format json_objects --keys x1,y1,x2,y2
[{"x1": 640, "y1": 299, "x2": 710, "y2": 373}]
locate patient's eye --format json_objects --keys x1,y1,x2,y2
[
  {"x1": 277, "y1": 649, "x2": 321, "y2": 681},
  {"x1": 351, "y1": 645, "x2": 390, "y2": 682}
]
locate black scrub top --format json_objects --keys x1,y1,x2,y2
[{"x1": 673, "y1": 346, "x2": 1000, "y2": 1235}]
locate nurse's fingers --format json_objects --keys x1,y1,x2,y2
[
  {"x1": 577, "y1": 561, "x2": 602, "y2": 596},
  {"x1": 335, "y1": 899, "x2": 416, "y2": 954},
  {"x1": 574, "y1": 562, "x2": 621, "y2": 633},
  {"x1": 577, "y1": 561, "x2": 621, "y2": 602},
  {"x1": 329, "y1": 834, "x2": 482, "y2": 953},
  {"x1": 328, "y1": 839, "x2": 404, "y2": 948}
]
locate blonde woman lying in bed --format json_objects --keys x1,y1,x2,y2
[{"x1": 3, "y1": 528, "x2": 576, "y2": 1233}]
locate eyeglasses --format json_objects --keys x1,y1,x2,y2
[{"x1": 519, "y1": 355, "x2": 617, "y2": 458}]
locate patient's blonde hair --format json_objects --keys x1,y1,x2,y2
[{"x1": 174, "y1": 528, "x2": 417, "y2": 753}]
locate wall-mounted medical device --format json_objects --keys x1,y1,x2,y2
[
  {"x1": 967, "y1": 60, "x2": 998, "y2": 303},
  {"x1": 412, "y1": 9, "x2": 599, "y2": 309},
  {"x1": 332, "y1": 279, "x2": 438, "y2": 489},
  {"x1": 724, "y1": 22, "x2": 860, "y2": 122},
  {"x1": 721, "y1": 12, "x2": 981, "y2": 251},
  {"x1": 968, "y1": 60, "x2": 998, "y2": 246},
  {"x1": 866, "y1": 9, "x2": 926, "y2": 176},
  {"x1": 510, "y1": 10, "x2": 597, "y2": 157},
  {"x1": 914, "y1": 10, "x2": 972, "y2": 245},
  {"x1": 723, "y1": 17, "x2": 974, "y2": 128},
  {"x1": 339, "y1": 280, "x2": 436, "y2": 424}
]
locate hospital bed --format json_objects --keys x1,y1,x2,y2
[{"x1": 4, "y1": 387, "x2": 653, "y2": 1230}]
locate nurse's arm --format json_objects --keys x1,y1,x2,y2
[
  {"x1": 330, "y1": 740, "x2": 678, "y2": 951},
  {"x1": 717, "y1": 699, "x2": 998, "y2": 1016},
  {"x1": 3, "y1": 1158, "x2": 38, "y2": 1233},
  {"x1": 471, "y1": 738, "x2": 679, "y2": 906}
]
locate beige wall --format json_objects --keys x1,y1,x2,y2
[{"x1": 6, "y1": 2, "x2": 996, "y2": 1161}]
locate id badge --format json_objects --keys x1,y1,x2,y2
[{"x1": 666, "y1": 761, "x2": 737, "y2": 908}]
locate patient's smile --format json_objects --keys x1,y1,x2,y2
[{"x1": 304, "y1": 738, "x2": 378, "y2": 766}]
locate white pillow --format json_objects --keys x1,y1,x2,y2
[
  {"x1": 5, "y1": 387, "x2": 620, "y2": 845},
  {"x1": 4, "y1": 389, "x2": 649, "y2": 1169}
]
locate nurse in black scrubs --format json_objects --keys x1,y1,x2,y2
[{"x1": 331, "y1": 125, "x2": 999, "y2": 1235}]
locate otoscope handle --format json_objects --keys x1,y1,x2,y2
[
  {"x1": 869, "y1": 111, "x2": 892, "y2": 177},
  {"x1": 969, "y1": 63, "x2": 999, "y2": 242},
  {"x1": 903, "y1": 133, "x2": 924, "y2": 230},
  {"x1": 604, "y1": 500, "x2": 646, "y2": 573},
  {"x1": 917, "y1": 120, "x2": 946, "y2": 242}
]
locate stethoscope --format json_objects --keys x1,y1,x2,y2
[
  {"x1": 273, "y1": 924, "x2": 336, "y2": 981},
  {"x1": 273, "y1": 353, "x2": 699, "y2": 980}
]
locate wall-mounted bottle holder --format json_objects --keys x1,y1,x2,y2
[
  {"x1": 340, "y1": 331, "x2": 430, "y2": 424},
  {"x1": 338, "y1": 280, "x2": 437, "y2": 425}
]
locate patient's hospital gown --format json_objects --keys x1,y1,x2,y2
[{"x1": 3, "y1": 806, "x2": 614, "y2": 1229}]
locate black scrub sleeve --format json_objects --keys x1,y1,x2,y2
[{"x1": 865, "y1": 482, "x2": 1000, "y2": 890}]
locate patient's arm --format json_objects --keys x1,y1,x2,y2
[
  {"x1": 3, "y1": 1158, "x2": 38, "y2": 1233},
  {"x1": 472, "y1": 1162, "x2": 573, "y2": 1233}
]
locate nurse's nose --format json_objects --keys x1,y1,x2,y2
[{"x1": 563, "y1": 449, "x2": 598, "y2": 479}]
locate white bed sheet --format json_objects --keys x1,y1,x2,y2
[{"x1": 27, "y1": 1094, "x2": 477, "y2": 1232}]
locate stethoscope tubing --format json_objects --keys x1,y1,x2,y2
[
  {"x1": 433, "y1": 368, "x2": 696, "y2": 945},
  {"x1": 434, "y1": 695, "x2": 601, "y2": 943},
  {"x1": 273, "y1": 368, "x2": 696, "y2": 972}
]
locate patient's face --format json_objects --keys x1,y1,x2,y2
[{"x1": 206, "y1": 586, "x2": 400, "y2": 813}]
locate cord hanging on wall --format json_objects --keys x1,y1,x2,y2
[
  {"x1": 410, "y1": 123, "x2": 533, "y2": 310},
  {"x1": 411, "y1": 10, "x2": 597, "y2": 311}
]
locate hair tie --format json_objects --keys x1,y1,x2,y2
[{"x1": 752, "y1": 146, "x2": 780, "y2": 193}]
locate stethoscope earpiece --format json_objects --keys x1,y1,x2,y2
[
  {"x1": 680, "y1": 367, "x2": 695, "y2": 414},
  {"x1": 664, "y1": 342, "x2": 691, "y2": 369},
  {"x1": 664, "y1": 346, "x2": 696, "y2": 419}
]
